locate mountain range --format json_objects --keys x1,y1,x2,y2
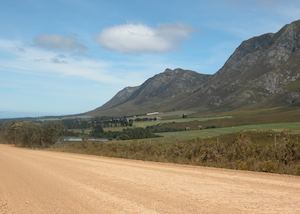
[{"x1": 88, "y1": 20, "x2": 300, "y2": 117}]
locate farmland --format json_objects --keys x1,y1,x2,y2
[
  {"x1": 2, "y1": 107, "x2": 300, "y2": 175},
  {"x1": 160, "y1": 122, "x2": 300, "y2": 141}
]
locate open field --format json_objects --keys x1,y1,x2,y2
[
  {"x1": 102, "y1": 115, "x2": 232, "y2": 131},
  {"x1": 103, "y1": 126, "x2": 125, "y2": 132},
  {"x1": 160, "y1": 122, "x2": 300, "y2": 141},
  {"x1": 0, "y1": 144, "x2": 299, "y2": 214},
  {"x1": 74, "y1": 107, "x2": 300, "y2": 133},
  {"x1": 104, "y1": 121, "x2": 300, "y2": 142},
  {"x1": 190, "y1": 107, "x2": 300, "y2": 127}
]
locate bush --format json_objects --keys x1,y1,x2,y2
[
  {"x1": 52, "y1": 131, "x2": 300, "y2": 175},
  {"x1": 258, "y1": 161, "x2": 278, "y2": 173},
  {"x1": 2, "y1": 121, "x2": 63, "y2": 148},
  {"x1": 88, "y1": 127, "x2": 158, "y2": 140}
]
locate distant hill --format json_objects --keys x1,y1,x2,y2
[
  {"x1": 88, "y1": 20, "x2": 300, "y2": 117},
  {"x1": 88, "y1": 68, "x2": 211, "y2": 116},
  {"x1": 0, "y1": 111, "x2": 49, "y2": 119}
]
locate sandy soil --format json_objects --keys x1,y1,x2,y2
[{"x1": 0, "y1": 144, "x2": 299, "y2": 214}]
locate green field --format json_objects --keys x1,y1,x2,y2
[
  {"x1": 101, "y1": 122, "x2": 300, "y2": 146},
  {"x1": 71, "y1": 107, "x2": 300, "y2": 140},
  {"x1": 55, "y1": 111, "x2": 300, "y2": 176},
  {"x1": 159, "y1": 122, "x2": 300, "y2": 141},
  {"x1": 103, "y1": 127, "x2": 125, "y2": 132},
  {"x1": 102, "y1": 115, "x2": 232, "y2": 131}
]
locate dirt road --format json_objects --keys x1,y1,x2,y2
[{"x1": 0, "y1": 144, "x2": 299, "y2": 214}]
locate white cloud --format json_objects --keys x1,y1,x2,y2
[
  {"x1": 34, "y1": 34, "x2": 87, "y2": 52},
  {"x1": 0, "y1": 39, "x2": 119, "y2": 84},
  {"x1": 97, "y1": 23, "x2": 193, "y2": 53},
  {"x1": 0, "y1": 39, "x2": 178, "y2": 87}
]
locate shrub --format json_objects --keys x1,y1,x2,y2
[{"x1": 52, "y1": 130, "x2": 300, "y2": 175}]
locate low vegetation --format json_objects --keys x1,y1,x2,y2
[
  {"x1": 191, "y1": 107, "x2": 300, "y2": 128},
  {"x1": 1, "y1": 121, "x2": 63, "y2": 148},
  {"x1": 0, "y1": 120, "x2": 158, "y2": 147},
  {"x1": 146, "y1": 121, "x2": 218, "y2": 133},
  {"x1": 160, "y1": 122, "x2": 300, "y2": 141},
  {"x1": 52, "y1": 131, "x2": 300, "y2": 175},
  {"x1": 91, "y1": 127, "x2": 158, "y2": 140},
  {"x1": 1, "y1": 109, "x2": 300, "y2": 175}
]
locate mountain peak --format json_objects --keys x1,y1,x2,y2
[
  {"x1": 88, "y1": 19, "x2": 300, "y2": 117},
  {"x1": 89, "y1": 68, "x2": 211, "y2": 116},
  {"x1": 164, "y1": 68, "x2": 190, "y2": 73},
  {"x1": 286, "y1": 19, "x2": 300, "y2": 29}
]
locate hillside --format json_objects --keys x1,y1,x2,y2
[
  {"x1": 176, "y1": 19, "x2": 300, "y2": 110},
  {"x1": 89, "y1": 68, "x2": 211, "y2": 116},
  {"x1": 89, "y1": 20, "x2": 300, "y2": 116}
]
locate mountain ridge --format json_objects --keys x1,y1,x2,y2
[
  {"x1": 89, "y1": 68, "x2": 211, "y2": 116},
  {"x1": 88, "y1": 20, "x2": 300, "y2": 117}
]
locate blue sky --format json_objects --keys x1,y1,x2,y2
[{"x1": 0, "y1": 0, "x2": 299, "y2": 117}]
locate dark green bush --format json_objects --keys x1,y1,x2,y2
[{"x1": 2, "y1": 121, "x2": 63, "y2": 148}]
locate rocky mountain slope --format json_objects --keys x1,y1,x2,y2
[
  {"x1": 89, "y1": 20, "x2": 300, "y2": 116},
  {"x1": 89, "y1": 69, "x2": 210, "y2": 116},
  {"x1": 176, "y1": 19, "x2": 300, "y2": 110}
]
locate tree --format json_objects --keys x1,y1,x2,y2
[
  {"x1": 90, "y1": 123, "x2": 104, "y2": 138},
  {"x1": 41, "y1": 121, "x2": 64, "y2": 146},
  {"x1": 128, "y1": 119, "x2": 134, "y2": 127},
  {"x1": 3, "y1": 121, "x2": 63, "y2": 148}
]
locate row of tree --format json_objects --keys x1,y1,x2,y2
[
  {"x1": 62, "y1": 117, "x2": 134, "y2": 130},
  {"x1": 89, "y1": 122, "x2": 158, "y2": 140},
  {"x1": 62, "y1": 116, "x2": 160, "y2": 131}
]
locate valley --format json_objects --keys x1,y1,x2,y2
[{"x1": 1, "y1": 2, "x2": 300, "y2": 214}]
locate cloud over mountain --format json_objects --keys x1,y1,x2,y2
[{"x1": 97, "y1": 23, "x2": 193, "y2": 54}]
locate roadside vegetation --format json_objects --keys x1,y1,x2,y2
[
  {"x1": 0, "y1": 119, "x2": 158, "y2": 147},
  {"x1": 1, "y1": 121, "x2": 64, "y2": 147},
  {"x1": 1, "y1": 107, "x2": 300, "y2": 175},
  {"x1": 52, "y1": 131, "x2": 300, "y2": 175}
]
